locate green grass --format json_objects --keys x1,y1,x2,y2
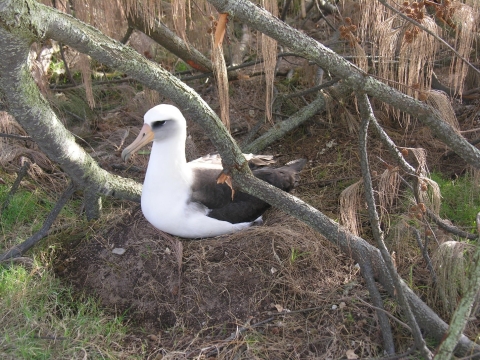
[
  {"x1": 0, "y1": 186, "x2": 53, "y2": 237},
  {"x1": 0, "y1": 178, "x2": 144, "y2": 359},
  {"x1": 431, "y1": 172, "x2": 480, "y2": 233},
  {"x1": 0, "y1": 262, "x2": 141, "y2": 359}
]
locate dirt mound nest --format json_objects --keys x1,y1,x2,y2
[{"x1": 59, "y1": 208, "x2": 382, "y2": 358}]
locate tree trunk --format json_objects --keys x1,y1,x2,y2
[{"x1": 0, "y1": 26, "x2": 141, "y2": 201}]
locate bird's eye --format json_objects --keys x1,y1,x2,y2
[{"x1": 152, "y1": 120, "x2": 166, "y2": 129}]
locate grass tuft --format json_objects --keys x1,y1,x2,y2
[{"x1": 431, "y1": 172, "x2": 480, "y2": 233}]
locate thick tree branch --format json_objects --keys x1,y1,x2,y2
[
  {"x1": 127, "y1": 8, "x2": 213, "y2": 73},
  {"x1": 242, "y1": 93, "x2": 325, "y2": 153}
]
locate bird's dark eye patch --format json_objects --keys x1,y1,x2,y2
[{"x1": 152, "y1": 120, "x2": 167, "y2": 129}]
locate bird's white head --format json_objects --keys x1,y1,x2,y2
[{"x1": 121, "y1": 104, "x2": 187, "y2": 162}]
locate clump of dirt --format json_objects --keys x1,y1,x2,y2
[{"x1": 58, "y1": 206, "x2": 383, "y2": 358}]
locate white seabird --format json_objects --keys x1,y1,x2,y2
[{"x1": 121, "y1": 104, "x2": 306, "y2": 238}]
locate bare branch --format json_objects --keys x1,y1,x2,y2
[
  {"x1": 1, "y1": 160, "x2": 30, "y2": 213},
  {"x1": 357, "y1": 92, "x2": 432, "y2": 359},
  {"x1": 242, "y1": 93, "x2": 325, "y2": 153},
  {"x1": 0, "y1": 133, "x2": 33, "y2": 141},
  {"x1": 359, "y1": 260, "x2": 396, "y2": 354},
  {"x1": 0, "y1": 181, "x2": 76, "y2": 261}
]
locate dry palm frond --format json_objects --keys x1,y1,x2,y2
[
  {"x1": 378, "y1": 166, "x2": 401, "y2": 227},
  {"x1": 387, "y1": 215, "x2": 418, "y2": 267},
  {"x1": 358, "y1": 0, "x2": 390, "y2": 52},
  {"x1": 172, "y1": 0, "x2": 187, "y2": 44},
  {"x1": 341, "y1": 106, "x2": 359, "y2": 134},
  {"x1": 211, "y1": 17, "x2": 230, "y2": 131},
  {"x1": 401, "y1": 147, "x2": 429, "y2": 177},
  {"x1": 261, "y1": 0, "x2": 278, "y2": 123},
  {"x1": 340, "y1": 17, "x2": 368, "y2": 73},
  {"x1": 447, "y1": 3, "x2": 477, "y2": 95},
  {"x1": 78, "y1": 53, "x2": 95, "y2": 109},
  {"x1": 376, "y1": 12, "x2": 438, "y2": 126},
  {"x1": 124, "y1": 0, "x2": 160, "y2": 27},
  {"x1": 425, "y1": 90, "x2": 460, "y2": 132},
  {"x1": 340, "y1": 179, "x2": 364, "y2": 236},
  {"x1": 398, "y1": 17, "x2": 437, "y2": 92},
  {"x1": 431, "y1": 240, "x2": 476, "y2": 315},
  {"x1": 418, "y1": 176, "x2": 441, "y2": 215}
]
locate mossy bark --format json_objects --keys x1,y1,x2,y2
[{"x1": 0, "y1": 20, "x2": 141, "y2": 201}]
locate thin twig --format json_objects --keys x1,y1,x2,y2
[
  {"x1": 0, "y1": 133, "x2": 33, "y2": 141},
  {"x1": 378, "y1": 0, "x2": 480, "y2": 77},
  {"x1": 0, "y1": 181, "x2": 76, "y2": 261},
  {"x1": 280, "y1": 78, "x2": 340, "y2": 99},
  {"x1": 50, "y1": 76, "x2": 134, "y2": 90},
  {"x1": 120, "y1": 26, "x2": 134, "y2": 44},
  {"x1": 1, "y1": 160, "x2": 30, "y2": 213},
  {"x1": 410, "y1": 226, "x2": 437, "y2": 284},
  {"x1": 427, "y1": 209, "x2": 477, "y2": 240},
  {"x1": 280, "y1": 0, "x2": 292, "y2": 21}
]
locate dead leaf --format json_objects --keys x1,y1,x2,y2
[
  {"x1": 217, "y1": 172, "x2": 235, "y2": 200},
  {"x1": 274, "y1": 304, "x2": 284, "y2": 312}
]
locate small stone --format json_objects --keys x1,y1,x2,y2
[{"x1": 112, "y1": 248, "x2": 126, "y2": 255}]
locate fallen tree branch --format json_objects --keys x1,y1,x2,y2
[
  {"x1": 1, "y1": 160, "x2": 30, "y2": 213},
  {"x1": 242, "y1": 93, "x2": 325, "y2": 153},
  {"x1": 359, "y1": 260, "x2": 396, "y2": 354},
  {"x1": 0, "y1": 181, "x2": 76, "y2": 261},
  {"x1": 427, "y1": 209, "x2": 477, "y2": 241},
  {"x1": 127, "y1": 6, "x2": 213, "y2": 73}
]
